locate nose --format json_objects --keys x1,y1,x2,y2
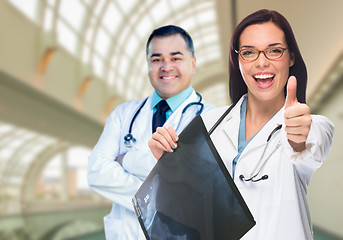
[
  {"x1": 161, "y1": 60, "x2": 173, "y2": 72},
  {"x1": 255, "y1": 51, "x2": 270, "y2": 68}
]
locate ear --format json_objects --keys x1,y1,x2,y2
[
  {"x1": 192, "y1": 56, "x2": 197, "y2": 74},
  {"x1": 289, "y1": 52, "x2": 295, "y2": 67}
]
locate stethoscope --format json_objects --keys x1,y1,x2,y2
[
  {"x1": 239, "y1": 124, "x2": 282, "y2": 182},
  {"x1": 208, "y1": 103, "x2": 282, "y2": 183},
  {"x1": 124, "y1": 92, "x2": 204, "y2": 148}
]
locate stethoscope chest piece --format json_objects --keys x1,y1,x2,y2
[{"x1": 124, "y1": 133, "x2": 136, "y2": 148}]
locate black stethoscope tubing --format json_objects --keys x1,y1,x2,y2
[
  {"x1": 123, "y1": 97, "x2": 149, "y2": 148},
  {"x1": 239, "y1": 124, "x2": 282, "y2": 182},
  {"x1": 208, "y1": 102, "x2": 282, "y2": 182},
  {"x1": 124, "y1": 92, "x2": 203, "y2": 148}
]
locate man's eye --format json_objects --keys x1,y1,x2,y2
[
  {"x1": 151, "y1": 59, "x2": 160, "y2": 62},
  {"x1": 172, "y1": 57, "x2": 181, "y2": 61}
]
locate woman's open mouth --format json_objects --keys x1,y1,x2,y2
[{"x1": 253, "y1": 73, "x2": 275, "y2": 89}]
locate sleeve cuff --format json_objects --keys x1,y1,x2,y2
[{"x1": 122, "y1": 150, "x2": 157, "y2": 180}]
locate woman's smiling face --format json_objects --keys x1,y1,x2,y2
[{"x1": 238, "y1": 21, "x2": 294, "y2": 105}]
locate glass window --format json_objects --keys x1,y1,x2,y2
[
  {"x1": 149, "y1": 1, "x2": 169, "y2": 23},
  {"x1": 180, "y1": 18, "x2": 197, "y2": 33},
  {"x1": 82, "y1": 45, "x2": 91, "y2": 64},
  {"x1": 116, "y1": 0, "x2": 137, "y2": 15},
  {"x1": 102, "y1": 2, "x2": 122, "y2": 35},
  {"x1": 198, "y1": 9, "x2": 216, "y2": 25},
  {"x1": 57, "y1": 20, "x2": 78, "y2": 55},
  {"x1": 125, "y1": 35, "x2": 139, "y2": 59},
  {"x1": 8, "y1": 0, "x2": 39, "y2": 23},
  {"x1": 93, "y1": 55, "x2": 104, "y2": 77},
  {"x1": 94, "y1": 0, "x2": 106, "y2": 17},
  {"x1": 136, "y1": 15, "x2": 153, "y2": 38},
  {"x1": 85, "y1": 25, "x2": 95, "y2": 44},
  {"x1": 59, "y1": 0, "x2": 85, "y2": 31},
  {"x1": 118, "y1": 56, "x2": 129, "y2": 78},
  {"x1": 7, "y1": 0, "x2": 223, "y2": 103},
  {"x1": 108, "y1": 70, "x2": 115, "y2": 86},
  {"x1": 47, "y1": 0, "x2": 56, "y2": 7},
  {"x1": 43, "y1": 8, "x2": 54, "y2": 31},
  {"x1": 170, "y1": 0, "x2": 190, "y2": 10},
  {"x1": 95, "y1": 28, "x2": 110, "y2": 58}
]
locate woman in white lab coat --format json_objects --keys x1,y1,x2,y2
[{"x1": 149, "y1": 9, "x2": 334, "y2": 240}]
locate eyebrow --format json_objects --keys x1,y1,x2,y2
[
  {"x1": 150, "y1": 51, "x2": 184, "y2": 58},
  {"x1": 240, "y1": 43, "x2": 284, "y2": 48},
  {"x1": 170, "y1": 51, "x2": 184, "y2": 56},
  {"x1": 268, "y1": 43, "x2": 283, "y2": 47}
]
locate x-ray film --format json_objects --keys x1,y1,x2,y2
[{"x1": 133, "y1": 114, "x2": 255, "y2": 240}]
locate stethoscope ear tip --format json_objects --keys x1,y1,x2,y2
[{"x1": 239, "y1": 174, "x2": 269, "y2": 182}]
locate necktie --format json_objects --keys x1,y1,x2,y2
[{"x1": 152, "y1": 100, "x2": 170, "y2": 133}]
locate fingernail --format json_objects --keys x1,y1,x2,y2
[
  {"x1": 169, "y1": 148, "x2": 173, "y2": 152},
  {"x1": 174, "y1": 136, "x2": 178, "y2": 141},
  {"x1": 172, "y1": 143, "x2": 177, "y2": 148}
]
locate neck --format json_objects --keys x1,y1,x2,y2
[
  {"x1": 246, "y1": 93, "x2": 284, "y2": 121},
  {"x1": 244, "y1": 93, "x2": 284, "y2": 140}
]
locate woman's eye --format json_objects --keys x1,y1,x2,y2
[
  {"x1": 269, "y1": 48, "x2": 282, "y2": 53},
  {"x1": 242, "y1": 50, "x2": 254, "y2": 56}
]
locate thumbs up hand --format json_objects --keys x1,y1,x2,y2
[{"x1": 284, "y1": 76, "x2": 312, "y2": 152}]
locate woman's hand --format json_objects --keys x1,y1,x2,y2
[
  {"x1": 148, "y1": 125, "x2": 179, "y2": 160},
  {"x1": 284, "y1": 76, "x2": 312, "y2": 152}
]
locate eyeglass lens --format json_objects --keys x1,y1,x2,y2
[{"x1": 240, "y1": 47, "x2": 286, "y2": 61}]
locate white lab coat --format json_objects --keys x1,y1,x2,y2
[
  {"x1": 88, "y1": 90, "x2": 214, "y2": 240},
  {"x1": 201, "y1": 95, "x2": 334, "y2": 240}
]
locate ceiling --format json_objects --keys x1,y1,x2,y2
[{"x1": 5, "y1": 0, "x2": 342, "y2": 108}]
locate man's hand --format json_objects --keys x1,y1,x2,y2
[
  {"x1": 148, "y1": 126, "x2": 178, "y2": 160},
  {"x1": 284, "y1": 76, "x2": 312, "y2": 152}
]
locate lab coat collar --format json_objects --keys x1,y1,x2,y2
[
  {"x1": 165, "y1": 90, "x2": 199, "y2": 133},
  {"x1": 134, "y1": 91, "x2": 199, "y2": 137},
  {"x1": 123, "y1": 91, "x2": 201, "y2": 148},
  {"x1": 222, "y1": 95, "x2": 246, "y2": 150},
  {"x1": 131, "y1": 96, "x2": 154, "y2": 142},
  {"x1": 150, "y1": 85, "x2": 193, "y2": 112},
  {"x1": 222, "y1": 94, "x2": 284, "y2": 151}
]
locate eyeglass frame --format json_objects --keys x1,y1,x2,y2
[{"x1": 235, "y1": 47, "x2": 289, "y2": 62}]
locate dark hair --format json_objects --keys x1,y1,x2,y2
[
  {"x1": 229, "y1": 9, "x2": 307, "y2": 104},
  {"x1": 146, "y1": 25, "x2": 195, "y2": 57}
]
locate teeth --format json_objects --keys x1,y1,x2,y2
[
  {"x1": 254, "y1": 74, "x2": 274, "y2": 79},
  {"x1": 161, "y1": 76, "x2": 176, "y2": 79}
]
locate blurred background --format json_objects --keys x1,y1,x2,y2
[{"x1": 0, "y1": 0, "x2": 342, "y2": 239}]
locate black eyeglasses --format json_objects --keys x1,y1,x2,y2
[{"x1": 235, "y1": 47, "x2": 288, "y2": 62}]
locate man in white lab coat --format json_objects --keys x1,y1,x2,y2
[{"x1": 87, "y1": 25, "x2": 214, "y2": 239}]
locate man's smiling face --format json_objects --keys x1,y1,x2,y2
[{"x1": 147, "y1": 34, "x2": 196, "y2": 100}]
